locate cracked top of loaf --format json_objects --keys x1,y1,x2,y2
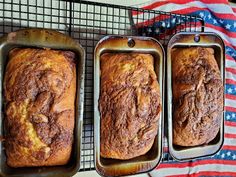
[
  {"x1": 4, "y1": 48, "x2": 76, "y2": 167},
  {"x1": 172, "y1": 47, "x2": 223, "y2": 147},
  {"x1": 99, "y1": 53, "x2": 161, "y2": 160}
]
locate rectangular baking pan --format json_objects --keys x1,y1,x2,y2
[
  {"x1": 0, "y1": 28, "x2": 85, "y2": 177},
  {"x1": 94, "y1": 35, "x2": 165, "y2": 176},
  {"x1": 167, "y1": 32, "x2": 225, "y2": 161}
]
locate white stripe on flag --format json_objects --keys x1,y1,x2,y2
[
  {"x1": 225, "y1": 137, "x2": 236, "y2": 146},
  {"x1": 163, "y1": 137, "x2": 168, "y2": 146},
  {"x1": 225, "y1": 126, "x2": 236, "y2": 135},
  {"x1": 226, "y1": 71, "x2": 236, "y2": 81},
  {"x1": 226, "y1": 60, "x2": 236, "y2": 69},
  {"x1": 226, "y1": 98, "x2": 236, "y2": 108}
]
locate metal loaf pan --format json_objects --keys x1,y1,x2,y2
[
  {"x1": 167, "y1": 32, "x2": 225, "y2": 161},
  {"x1": 0, "y1": 28, "x2": 85, "y2": 177},
  {"x1": 94, "y1": 35, "x2": 165, "y2": 177}
]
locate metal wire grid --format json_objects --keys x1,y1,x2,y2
[
  {"x1": 0, "y1": 0, "x2": 204, "y2": 172},
  {"x1": 70, "y1": 0, "x2": 204, "y2": 171}
]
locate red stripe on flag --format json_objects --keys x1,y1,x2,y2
[
  {"x1": 164, "y1": 147, "x2": 168, "y2": 153},
  {"x1": 157, "y1": 159, "x2": 236, "y2": 169},
  {"x1": 225, "y1": 133, "x2": 236, "y2": 139},
  {"x1": 233, "y1": 7, "x2": 236, "y2": 13},
  {"x1": 226, "y1": 94, "x2": 236, "y2": 100},
  {"x1": 195, "y1": 172, "x2": 236, "y2": 176},
  {"x1": 166, "y1": 175, "x2": 188, "y2": 177},
  {"x1": 226, "y1": 54, "x2": 235, "y2": 61},
  {"x1": 226, "y1": 79, "x2": 236, "y2": 85},
  {"x1": 225, "y1": 120, "x2": 236, "y2": 126},
  {"x1": 223, "y1": 145, "x2": 236, "y2": 151},
  {"x1": 200, "y1": 0, "x2": 228, "y2": 3},
  {"x1": 168, "y1": 171, "x2": 236, "y2": 177},
  {"x1": 226, "y1": 68, "x2": 236, "y2": 75}
]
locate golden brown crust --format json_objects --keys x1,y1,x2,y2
[
  {"x1": 172, "y1": 47, "x2": 223, "y2": 146},
  {"x1": 4, "y1": 48, "x2": 76, "y2": 167},
  {"x1": 99, "y1": 53, "x2": 161, "y2": 160}
]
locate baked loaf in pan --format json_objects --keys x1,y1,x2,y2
[
  {"x1": 172, "y1": 47, "x2": 223, "y2": 147},
  {"x1": 4, "y1": 48, "x2": 76, "y2": 167},
  {"x1": 99, "y1": 53, "x2": 161, "y2": 160}
]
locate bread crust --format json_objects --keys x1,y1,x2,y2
[
  {"x1": 4, "y1": 48, "x2": 76, "y2": 167},
  {"x1": 99, "y1": 53, "x2": 161, "y2": 159},
  {"x1": 172, "y1": 47, "x2": 223, "y2": 146}
]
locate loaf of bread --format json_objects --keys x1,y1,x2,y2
[
  {"x1": 172, "y1": 47, "x2": 223, "y2": 146},
  {"x1": 99, "y1": 53, "x2": 161, "y2": 160},
  {"x1": 4, "y1": 48, "x2": 76, "y2": 167}
]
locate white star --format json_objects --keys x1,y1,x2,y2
[
  {"x1": 233, "y1": 154, "x2": 236, "y2": 159},
  {"x1": 227, "y1": 151, "x2": 231, "y2": 156},
  {"x1": 232, "y1": 113, "x2": 235, "y2": 118},
  {"x1": 226, "y1": 114, "x2": 231, "y2": 120},
  {"x1": 217, "y1": 151, "x2": 221, "y2": 155},
  {"x1": 199, "y1": 12, "x2": 204, "y2": 18},
  {"x1": 226, "y1": 48, "x2": 231, "y2": 53},
  {"x1": 234, "y1": 22, "x2": 236, "y2": 28},
  {"x1": 220, "y1": 19, "x2": 224, "y2": 24},
  {"x1": 221, "y1": 153, "x2": 225, "y2": 158},
  {"x1": 166, "y1": 22, "x2": 170, "y2": 28},
  {"x1": 232, "y1": 53, "x2": 236, "y2": 57},
  {"x1": 161, "y1": 21, "x2": 166, "y2": 27},
  {"x1": 213, "y1": 19, "x2": 217, "y2": 24},
  {"x1": 226, "y1": 24, "x2": 231, "y2": 30},
  {"x1": 208, "y1": 14, "x2": 211, "y2": 19},
  {"x1": 172, "y1": 18, "x2": 176, "y2": 23},
  {"x1": 234, "y1": 87, "x2": 236, "y2": 91},
  {"x1": 228, "y1": 88, "x2": 233, "y2": 93}
]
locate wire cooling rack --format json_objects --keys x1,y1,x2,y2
[{"x1": 0, "y1": 0, "x2": 204, "y2": 172}]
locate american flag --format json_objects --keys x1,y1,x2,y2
[{"x1": 132, "y1": 0, "x2": 236, "y2": 176}]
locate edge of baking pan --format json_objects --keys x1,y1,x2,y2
[
  {"x1": 94, "y1": 35, "x2": 165, "y2": 177},
  {"x1": 0, "y1": 28, "x2": 85, "y2": 177},
  {"x1": 167, "y1": 32, "x2": 225, "y2": 161}
]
